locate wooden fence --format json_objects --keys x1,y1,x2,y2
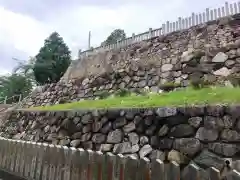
[
  {"x1": 79, "y1": 1, "x2": 240, "y2": 58},
  {"x1": 0, "y1": 137, "x2": 239, "y2": 180}
]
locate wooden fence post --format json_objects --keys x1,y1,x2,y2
[{"x1": 151, "y1": 159, "x2": 164, "y2": 180}]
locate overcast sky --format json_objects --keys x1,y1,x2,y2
[{"x1": 0, "y1": 0, "x2": 235, "y2": 75}]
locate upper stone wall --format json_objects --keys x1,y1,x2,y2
[{"x1": 62, "y1": 14, "x2": 240, "y2": 81}]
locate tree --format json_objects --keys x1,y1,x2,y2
[
  {"x1": 33, "y1": 32, "x2": 71, "y2": 85},
  {"x1": 0, "y1": 73, "x2": 33, "y2": 104},
  {"x1": 12, "y1": 57, "x2": 36, "y2": 85},
  {"x1": 103, "y1": 29, "x2": 126, "y2": 46}
]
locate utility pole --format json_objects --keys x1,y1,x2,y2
[{"x1": 88, "y1": 31, "x2": 91, "y2": 49}]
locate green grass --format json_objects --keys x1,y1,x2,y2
[{"x1": 28, "y1": 87, "x2": 240, "y2": 111}]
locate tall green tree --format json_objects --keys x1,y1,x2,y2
[
  {"x1": 102, "y1": 29, "x2": 126, "y2": 46},
  {"x1": 0, "y1": 73, "x2": 33, "y2": 104},
  {"x1": 33, "y1": 32, "x2": 71, "y2": 85}
]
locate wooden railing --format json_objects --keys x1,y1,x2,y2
[
  {"x1": 78, "y1": 1, "x2": 240, "y2": 58},
  {"x1": 0, "y1": 137, "x2": 239, "y2": 180}
]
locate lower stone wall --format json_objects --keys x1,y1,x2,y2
[{"x1": 1, "y1": 105, "x2": 240, "y2": 175}]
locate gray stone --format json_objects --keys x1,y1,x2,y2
[
  {"x1": 139, "y1": 136, "x2": 149, "y2": 146},
  {"x1": 213, "y1": 67, "x2": 230, "y2": 77},
  {"x1": 128, "y1": 132, "x2": 139, "y2": 145},
  {"x1": 159, "y1": 138, "x2": 173, "y2": 150},
  {"x1": 107, "y1": 129, "x2": 123, "y2": 144},
  {"x1": 181, "y1": 49, "x2": 194, "y2": 62},
  {"x1": 188, "y1": 117, "x2": 202, "y2": 128},
  {"x1": 195, "y1": 127, "x2": 219, "y2": 142},
  {"x1": 81, "y1": 114, "x2": 93, "y2": 124},
  {"x1": 170, "y1": 124, "x2": 195, "y2": 138},
  {"x1": 212, "y1": 52, "x2": 228, "y2": 63},
  {"x1": 113, "y1": 142, "x2": 132, "y2": 154},
  {"x1": 72, "y1": 132, "x2": 82, "y2": 139},
  {"x1": 81, "y1": 133, "x2": 92, "y2": 142},
  {"x1": 168, "y1": 150, "x2": 189, "y2": 165},
  {"x1": 113, "y1": 117, "x2": 127, "y2": 129},
  {"x1": 131, "y1": 144, "x2": 140, "y2": 153},
  {"x1": 70, "y1": 139, "x2": 81, "y2": 147},
  {"x1": 158, "y1": 124, "x2": 169, "y2": 137},
  {"x1": 92, "y1": 133, "x2": 106, "y2": 143},
  {"x1": 204, "y1": 116, "x2": 224, "y2": 130},
  {"x1": 123, "y1": 122, "x2": 136, "y2": 133},
  {"x1": 100, "y1": 122, "x2": 112, "y2": 134},
  {"x1": 59, "y1": 139, "x2": 70, "y2": 146},
  {"x1": 139, "y1": 144, "x2": 153, "y2": 158},
  {"x1": 174, "y1": 138, "x2": 201, "y2": 156},
  {"x1": 156, "y1": 107, "x2": 177, "y2": 117},
  {"x1": 208, "y1": 142, "x2": 239, "y2": 157},
  {"x1": 220, "y1": 129, "x2": 240, "y2": 142},
  {"x1": 100, "y1": 144, "x2": 113, "y2": 152},
  {"x1": 161, "y1": 64, "x2": 173, "y2": 72},
  {"x1": 193, "y1": 150, "x2": 225, "y2": 170},
  {"x1": 149, "y1": 150, "x2": 165, "y2": 161}
]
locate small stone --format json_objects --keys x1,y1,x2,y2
[
  {"x1": 188, "y1": 117, "x2": 202, "y2": 128},
  {"x1": 220, "y1": 129, "x2": 240, "y2": 142},
  {"x1": 107, "y1": 129, "x2": 123, "y2": 144},
  {"x1": 59, "y1": 139, "x2": 70, "y2": 146},
  {"x1": 139, "y1": 144, "x2": 153, "y2": 158},
  {"x1": 81, "y1": 133, "x2": 92, "y2": 142},
  {"x1": 113, "y1": 142, "x2": 132, "y2": 154},
  {"x1": 131, "y1": 144, "x2": 140, "y2": 153},
  {"x1": 123, "y1": 122, "x2": 136, "y2": 133},
  {"x1": 156, "y1": 107, "x2": 177, "y2": 117},
  {"x1": 161, "y1": 64, "x2": 173, "y2": 72},
  {"x1": 193, "y1": 150, "x2": 225, "y2": 170},
  {"x1": 170, "y1": 124, "x2": 195, "y2": 138},
  {"x1": 128, "y1": 132, "x2": 139, "y2": 145},
  {"x1": 174, "y1": 138, "x2": 201, "y2": 156},
  {"x1": 168, "y1": 150, "x2": 189, "y2": 165},
  {"x1": 158, "y1": 125, "x2": 169, "y2": 137},
  {"x1": 100, "y1": 144, "x2": 113, "y2": 152},
  {"x1": 92, "y1": 133, "x2": 106, "y2": 143},
  {"x1": 81, "y1": 114, "x2": 93, "y2": 124},
  {"x1": 212, "y1": 52, "x2": 228, "y2": 63},
  {"x1": 159, "y1": 138, "x2": 173, "y2": 150},
  {"x1": 208, "y1": 142, "x2": 239, "y2": 157},
  {"x1": 70, "y1": 139, "x2": 81, "y2": 147},
  {"x1": 140, "y1": 136, "x2": 149, "y2": 146},
  {"x1": 195, "y1": 127, "x2": 219, "y2": 142},
  {"x1": 100, "y1": 122, "x2": 112, "y2": 134},
  {"x1": 213, "y1": 67, "x2": 230, "y2": 77},
  {"x1": 72, "y1": 132, "x2": 82, "y2": 139}
]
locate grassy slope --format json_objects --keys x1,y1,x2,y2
[{"x1": 29, "y1": 87, "x2": 240, "y2": 111}]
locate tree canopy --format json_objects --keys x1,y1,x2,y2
[
  {"x1": 33, "y1": 32, "x2": 71, "y2": 85},
  {"x1": 0, "y1": 73, "x2": 33, "y2": 104},
  {"x1": 102, "y1": 29, "x2": 126, "y2": 46}
]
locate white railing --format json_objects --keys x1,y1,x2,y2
[{"x1": 78, "y1": 1, "x2": 240, "y2": 58}]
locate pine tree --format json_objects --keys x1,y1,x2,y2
[{"x1": 33, "y1": 32, "x2": 71, "y2": 85}]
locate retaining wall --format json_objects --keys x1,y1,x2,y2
[
  {"x1": 1, "y1": 105, "x2": 240, "y2": 177},
  {"x1": 21, "y1": 14, "x2": 240, "y2": 107}
]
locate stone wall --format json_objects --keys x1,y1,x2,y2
[
  {"x1": 1, "y1": 105, "x2": 240, "y2": 176},
  {"x1": 21, "y1": 14, "x2": 240, "y2": 107}
]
